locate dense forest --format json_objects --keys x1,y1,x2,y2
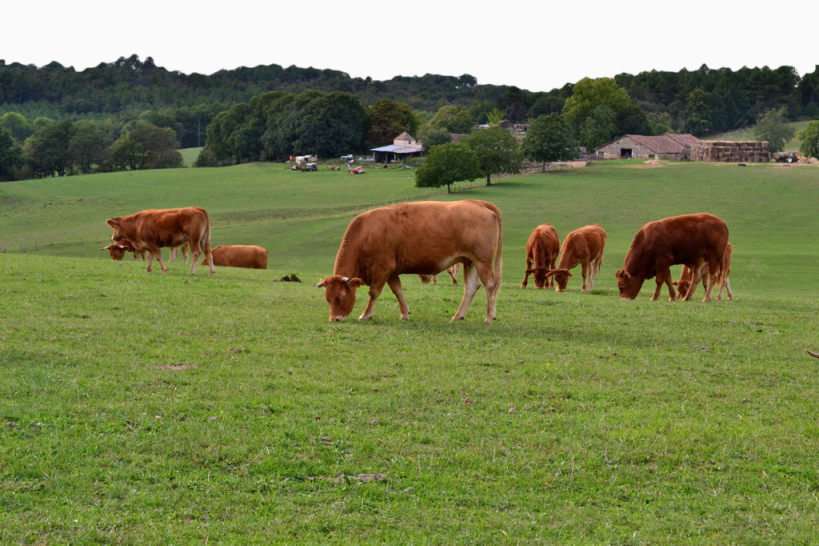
[{"x1": 1, "y1": 55, "x2": 818, "y2": 179}]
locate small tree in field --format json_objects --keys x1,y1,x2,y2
[
  {"x1": 523, "y1": 114, "x2": 578, "y2": 171},
  {"x1": 798, "y1": 120, "x2": 819, "y2": 159},
  {"x1": 415, "y1": 142, "x2": 482, "y2": 193},
  {"x1": 754, "y1": 107, "x2": 795, "y2": 153},
  {"x1": 465, "y1": 125, "x2": 522, "y2": 186}
]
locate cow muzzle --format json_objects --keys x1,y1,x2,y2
[{"x1": 329, "y1": 315, "x2": 347, "y2": 322}]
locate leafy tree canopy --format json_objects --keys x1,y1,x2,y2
[
  {"x1": 465, "y1": 126, "x2": 522, "y2": 185},
  {"x1": 522, "y1": 114, "x2": 578, "y2": 170},
  {"x1": 415, "y1": 142, "x2": 482, "y2": 193},
  {"x1": 798, "y1": 120, "x2": 819, "y2": 159},
  {"x1": 753, "y1": 107, "x2": 795, "y2": 153}
]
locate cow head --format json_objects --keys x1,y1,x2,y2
[
  {"x1": 107, "y1": 217, "x2": 126, "y2": 242},
  {"x1": 545, "y1": 268, "x2": 572, "y2": 291},
  {"x1": 672, "y1": 279, "x2": 692, "y2": 300},
  {"x1": 101, "y1": 243, "x2": 128, "y2": 261},
  {"x1": 615, "y1": 268, "x2": 643, "y2": 299},
  {"x1": 317, "y1": 276, "x2": 364, "y2": 322},
  {"x1": 525, "y1": 267, "x2": 550, "y2": 289}
]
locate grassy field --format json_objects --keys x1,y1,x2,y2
[{"x1": 1, "y1": 161, "x2": 817, "y2": 542}]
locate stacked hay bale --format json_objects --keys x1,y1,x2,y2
[{"x1": 691, "y1": 141, "x2": 770, "y2": 162}]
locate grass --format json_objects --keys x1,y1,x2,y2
[{"x1": 1, "y1": 160, "x2": 818, "y2": 542}]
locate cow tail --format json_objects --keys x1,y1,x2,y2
[{"x1": 482, "y1": 201, "x2": 503, "y2": 283}]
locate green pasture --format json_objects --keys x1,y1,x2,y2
[{"x1": 1, "y1": 161, "x2": 817, "y2": 543}]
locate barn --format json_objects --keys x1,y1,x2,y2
[
  {"x1": 370, "y1": 132, "x2": 424, "y2": 163},
  {"x1": 597, "y1": 134, "x2": 700, "y2": 160}
]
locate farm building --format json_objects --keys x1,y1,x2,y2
[
  {"x1": 370, "y1": 132, "x2": 424, "y2": 163},
  {"x1": 597, "y1": 134, "x2": 700, "y2": 160},
  {"x1": 689, "y1": 140, "x2": 770, "y2": 163}
]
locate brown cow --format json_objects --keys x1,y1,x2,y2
[
  {"x1": 521, "y1": 223, "x2": 560, "y2": 289},
  {"x1": 545, "y1": 224, "x2": 606, "y2": 292},
  {"x1": 200, "y1": 244, "x2": 268, "y2": 269},
  {"x1": 107, "y1": 207, "x2": 214, "y2": 276},
  {"x1": 673, "y1": 242, "x2": 733, "y2": 301},
  {"x1": 616, "y1": 213, "x2": 728, "y2": 301},
  {"x1": 317, "y1": 200, "x2": 503, "y2": 322},
  {"x1": 419, "y1": 264, "x2": 460, "y2": 285}
]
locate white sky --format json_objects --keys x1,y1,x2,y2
[{"x1": 3, "y1": 0, "x2": 819, "y2": 93}]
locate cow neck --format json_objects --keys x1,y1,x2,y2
[{"x1": 333, "y1": 229, "x2": 365, "y2": 281}]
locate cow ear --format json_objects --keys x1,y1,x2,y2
[
  {"x1": 316, "y1": 278, "x2": 327, "y2": 288},
  {"x1": 107, "y1": 218, "x2": 119, "y2": 227},
  {"x1": 544, "y1": 270, "x2": 555, "y2": 278},
  {"x1": 525, "y1": 268, "x2": 534, "y2": 274},
  {"x1": 347, "y1": 277, "x2": 364, "y2": 288},
  {"x1": 566, "y1": 272, "x2": 573, "y2": 277}
]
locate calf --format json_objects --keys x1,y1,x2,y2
[
  {"x1": 545, "y1": 224, "x2": 606, "y2": 292},
  {"x1": 419, "y1": 264, "x2": 460, "y2": 285},
  {"x1": 521, "y1": 223, "x2": 560, "y2": 289},
  {"x1": 616, "y1": 213, "x2": 728, "y2": 301},
  {"x1": 673, "y1": 242, "x2": 733, "y2": 301},
  {"x1": 201, "y1": 244, "x2": 268, "y2": 269}
]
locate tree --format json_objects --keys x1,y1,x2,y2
[
  {"x1": 69, "y1": 120, "x2": 107, "y2": 174},
  {"x1": 428, "y1": 105, "x2": 473, "y2": 134},
  {"x1": 563, "y1": 77, "x2": 649, "y2": 148},
  {"x1": 0, "y1": 128, "x2": 23, "y2": 180},
  {"x1": 113, "y1": 122, "x2": 182, "y2": 170},
  {"x1": 415, "y1": 142, "x2": 482, "y2": 193},
  {"x1": 417, "y1": 123, "x2": 453, "y2": 151},
  {"x1": 465, "y1": 125, "x2": 522, "y2": 185},
  {"x1": 683, "y1": 88, "x2": 713, "y2": 136},
  {"x1": 366, "y1": 99, "x2": 419, "y2": 148},
  {"x1": 753, "y1": 107, "x2": 795, "y2": 153},
  {"x1": 522, "y1": 114, "x2": 578, "y2": 171},
  {"x1": 0, "y1": 112, "x2": 34, "y2": 144},
  {"x1": 798, "y1": 120, "x2": 819, "y2": 159},
  {"x1": 23, "y1": 119, "x2": 75, "y2": 177}
]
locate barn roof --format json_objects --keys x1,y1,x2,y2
[
  {"x1": 606, "y1": 133, "x2": 700, "y2": 154},
  {"x1": 370, "y1": 144, "x2": 423, "y2": 154}
]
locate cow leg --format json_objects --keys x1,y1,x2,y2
[
  {"x1": 473, "y1": 260, "x2": 500, "y2": 323},
  {"x1": 521, "y1": 259, "x2": 532, "y2": 288},
  {"x1": 452, "y1": 263, "x2": 481, "y2": 321},
  {"x1": 580, "y1": 260, "x2": 590, "y2": 291},
  {"x1": 387, "y1": 276, "x2": 410, "y2": 320},
  {"x1": 359, "y1": 278, "x2": 386, "y2": 320},
  {"x1": 590, "y1": 256, "x2": 602, "y2": 289},
  {"x1": 718, "y1": 275, "x2": 733, "y2": 301}
]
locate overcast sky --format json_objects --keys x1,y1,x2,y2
[{"x1": 4, "y1": 0, "x2": 819, "y2": 92}]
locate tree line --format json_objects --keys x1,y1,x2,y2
[{"x1": 3, "y1": 55, "x2": 819, "y2": 181}]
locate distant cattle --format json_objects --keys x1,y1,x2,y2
[
  {"x1": 616, "y1": 213, "x2": 728, "y2": 301},
  {"x1": 317, "y1": 200, "x2": 502, "y2": 322},
  {"x1": 419, "y1": 264, "x2": 460, "y2": 285},
  {"x1": 107, "y1": 207, "x2": 214, "y2": 276},
  {"x1": 545, "y1": 224, "x2": 606, "y2": 292},
  {"x1": 521, "y1": 223, "x2": 560, "y2": 289},
  {"x1": 201, "y1": 245, "x2": 268, "y2": 269},
  {"x1": 674, "y1": 242, "x2": 733, "y2": 301}
]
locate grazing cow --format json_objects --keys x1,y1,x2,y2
[
  {"x1": 521, "y1": 223, "x2": 560, "y2": 289},
  {"x1": 545, "y1": 224, "x2": 606, "y2": 292},
  {"x1": 107, "y1": 207, "x2": 214, "y2": 276},
  {"x1": 200, "y1": 244, "x2": 268, "y2": 269},
  {"x1": 317, "y1": 200, "x2": 502, "y2": 322},
  {"x1": 419, "y1": 264, "x2": 460, "y2": 285},
  {"x1": 616, "y1": 213, "x2": 728, "y2": 301},
  {"x1": 673, "y1": 242, "x2": 733, "y2": 301}
]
